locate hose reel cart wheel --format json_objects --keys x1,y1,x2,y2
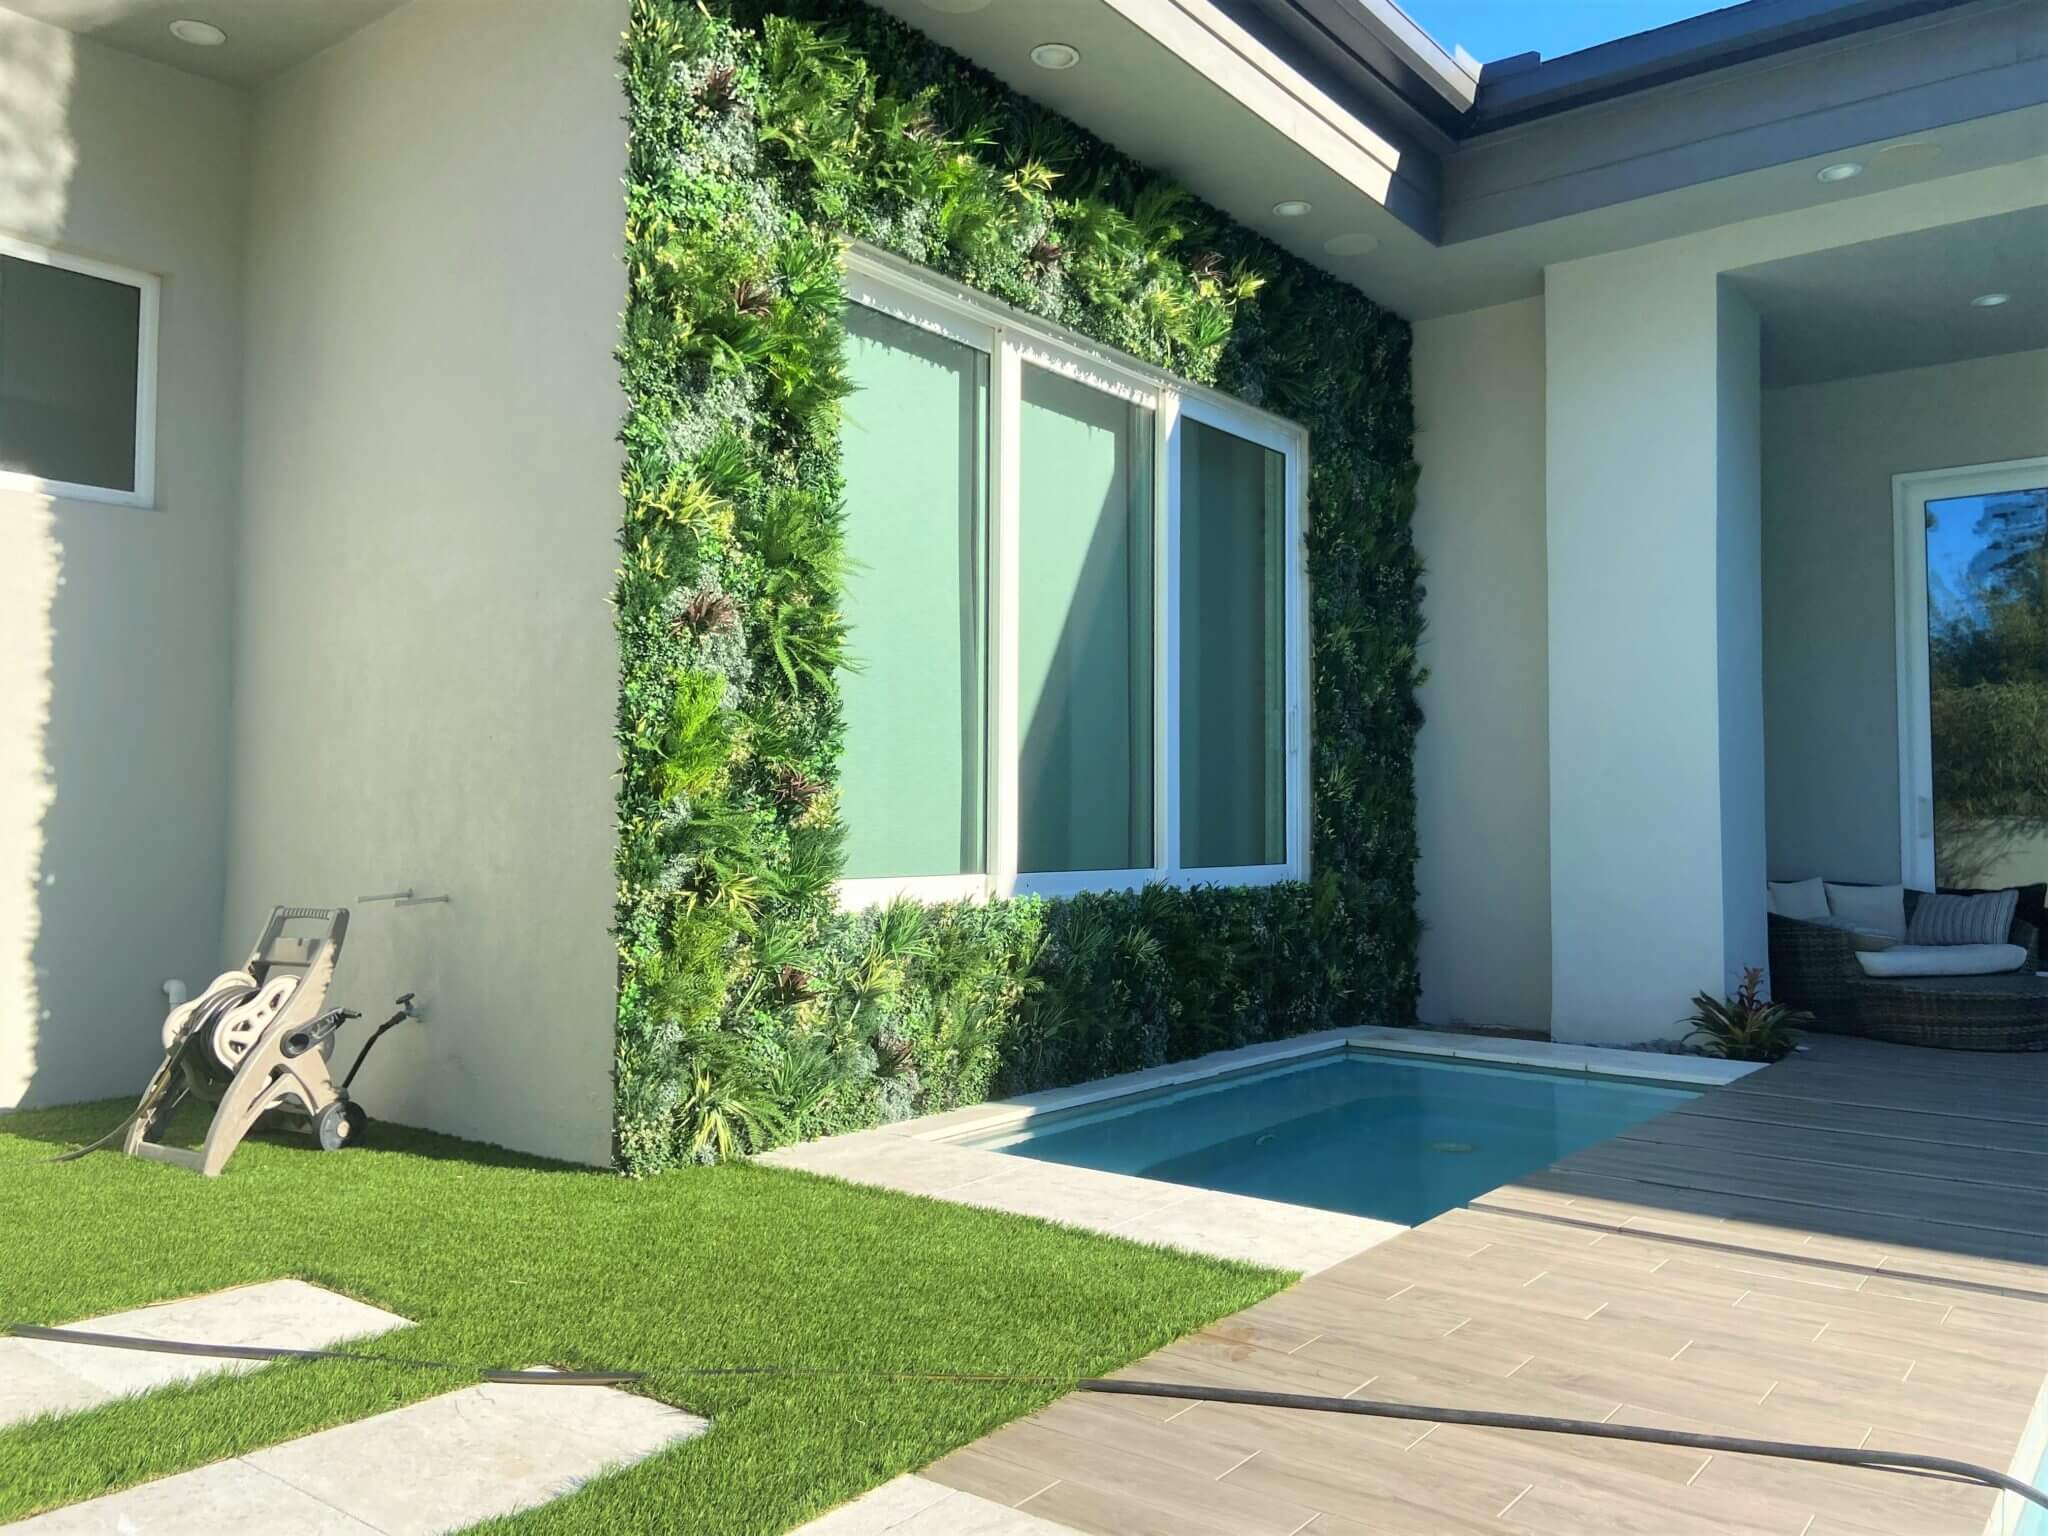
[{"x1": 313, "y1": 1098, "x2": 368, "y2": 1152}]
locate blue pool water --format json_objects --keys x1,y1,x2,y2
[
  {"x1": 2021, "y1": 1437, "x2": 2048, "y2": 1535},
  {"x1": 964, "y1": 1052, "x2": 1694, "y2": 1227}
]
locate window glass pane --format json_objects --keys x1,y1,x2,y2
[
  {"x1": 1018, "y1": 366, "x2": 1154, "y2": 874},
  {"x1": 1924, "y1": 485, "x2": 2047, "y2": 890},
  {"x1": 1180, "y1": 419, "x2": 1287, "y2": 869},
  {"x1": 0, "y1": 255, "x2": 141, "y2": 492},
  {"x1": 838, "y1": 302, "x2": 988, "y2": 878}
]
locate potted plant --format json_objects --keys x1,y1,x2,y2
[{"x1": 1683, "y1": 967, "x2": 1808, "y2": 1062}]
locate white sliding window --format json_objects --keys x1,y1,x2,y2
[
  {"x1": 836, "y1": 290, "x2": 993, "y2": 906},
  {"x1": 1016, "y1": 361, "x2": 1156, "y2": 883},
  {"x1": 0, "y1": 236, "x2": 159, "y2": 507},
  {"x1": 837, "y1": 247, "x2": 1307, "y2": 907},
  {"x1": 1176, "y1": 407, "x2": 1291, "y2": 875}
]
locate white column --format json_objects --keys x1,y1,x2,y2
[{"x1": 1544, "y1": 258, "x2": 1767, "y2": 1044}]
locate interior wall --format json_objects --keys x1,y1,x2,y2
[
  {"x1": 0, "y1": 12, "x2": 248, "y2": 1110},
  {"x1": 1762, "y1": 346, "x2": 2048, "y2": 884},
  {"x1": 1411, "y1": 296, "x2": 1551, "y2": 1035},
  {"x1": 228, "y1": 0, "x2": 625, "y2": 1164}
]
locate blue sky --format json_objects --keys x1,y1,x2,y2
[{"x1": 1399, "y1": 0, "x2": 1723, "y2": 63}]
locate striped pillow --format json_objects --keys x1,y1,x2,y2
[{"x1": 1906, "y1": 888, "x2": 2018, "y2": 947}]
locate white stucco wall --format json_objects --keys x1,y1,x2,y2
[
  {"x1": 1715, "y1": 287, "x2": 1767, "y2": 988},
  {"x1": 227, "y1": 0, "x2": 625, "y2": 1164},
  {"x1": 0, "y1": 14, "x2": 248, "y2": 1110},
  {"x1": 1544, "y1": 257, "x2": 1735, "y2": 1042},
  {"x1": 1762, "y1": 346, "x2": 2048, "y2": 884},
  {"x1": 1541, "y1": 157, "x2": 2044, "y2": 1038},
  {"x1": 1411, "y1": 296, "x2": 1551, "y2": 1034}
]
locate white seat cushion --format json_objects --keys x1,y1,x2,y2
[
  {"x1": 1825, "y1": 882, "x2": 1907, "y2": 941},
  {"x1": 1856, "y1": 944, "x2": 2028, "y2": 979}
]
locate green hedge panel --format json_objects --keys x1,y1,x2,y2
[{"x1": 614, "y1": 0, "x2": 1423, "y2": 1173}]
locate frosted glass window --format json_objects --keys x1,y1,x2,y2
[
  {"x1": 0, "y1": 254, "x2": 142, "y2": 494},
  {"x1": 1017, "y1": 366, "x2": 1154, "y2": 874},
  {"x1": 1181, "y1": 419, "x2": 1287, "y2": 869},
  {"x1": 838, "y1": 303, "x2": 988, "y2": 878}
]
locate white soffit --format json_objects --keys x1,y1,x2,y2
[{"x1": 1, "y1": 0, "x2": 410, "y2": 85}]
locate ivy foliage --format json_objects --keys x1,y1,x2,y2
[{"x1": 615, "y1": 0, "x2": 1423, "y2": 1174}]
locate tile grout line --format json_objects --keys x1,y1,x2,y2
[
  {"x1": 1012, "y1": 1478, "x2": 1062, "y2": 1511},
  {"x1": 1214, "y1": 1449, "x2": 1259, "y2": 1482}
]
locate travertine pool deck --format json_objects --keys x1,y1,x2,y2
[
  {"x1": 760, "y1": 1026, "x2": 1755, "y2": 1274},
  {"x1": 910, "y1": 1035, "x2": 2048, "y2": 1536}
]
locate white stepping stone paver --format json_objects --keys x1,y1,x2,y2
[
  {"x1": 5, "y1": 1376, "x2": 709, "y2": 1534},
  {"x1": 792, "y1": 1475, "x2": 1082, "y2": 1536},
  {"x1": 1, "y1": 1279, "x2": 407, "y2": 1427}
]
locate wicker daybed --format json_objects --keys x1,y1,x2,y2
[{"x1": 1768, "y1": 890, "x2": 2045, "y2": 1050}]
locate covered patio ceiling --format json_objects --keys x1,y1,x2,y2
[
  {"x1": 1734, "y1": 203, "x2": 2048, "y2": 386},
  {"x1": 0, "y1": 0, "x2": 408, "y2": 85},
  {"x1": 11, "y1": 0, "x2": 2046, "y2": 319}
]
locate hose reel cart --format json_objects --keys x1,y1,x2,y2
[{"x1": 121, "y1": 906, "x2": 413, "y2": 1177}]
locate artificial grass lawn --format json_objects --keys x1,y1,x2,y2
[{"x1": 0, "y1": 1100, "x2": 1290, "y2": 1532}]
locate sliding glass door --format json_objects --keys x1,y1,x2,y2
[{"x1": 1895, "y1": 459, "x2": 2048, "y2": 890}]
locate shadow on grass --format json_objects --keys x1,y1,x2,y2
[{"x1": 0, "y1": 1096, "x2": 598, "y2": 1176}]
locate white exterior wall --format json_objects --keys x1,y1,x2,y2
[
  {"x1": 228, "y1": 0, "x2": 625, "y2": 1164},
  {"x1": 1716, "y1": 287, "x2": 1767, "y2": 991},
  {"x1": 1411, "y1": 297, "x2": 1551, "y2": 1034},
  {"x1": 0, "y1": 15, "x2": 248, "y2": 1109},
  {"x1": 1542, "y1": 158, "x2": 2044, "y2": 1038},
  {"x1": 1544, "y1": 257, "x2": 1738, "y2": 1042},
  {"x1": 1763, "y1": 347, "x2": 2048, "y2": 884}
]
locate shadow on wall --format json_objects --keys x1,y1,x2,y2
[
  {"x1": 2, "y1": 13, "x2": 241, "y2": 1111},
  {"x1": 1937, "y1": 815, "x2": 2048, "y2": 892}
]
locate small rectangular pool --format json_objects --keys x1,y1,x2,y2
[{"x1": 957, "y1": 1051, "x2": 1695, "y2": 1227}]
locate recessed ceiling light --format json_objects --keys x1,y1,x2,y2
[
  {"x1": 1971, "y1": 292, "x2": 2012, "y2": 308},
  {"x1": 1324, "y1": 232, "x2": 1379, "y2": 256},
  {"x1": 168, "y1": 18, "x2": 226, "y2": 46},
  {"x1": 1029, "y1": 42, "x2": 1080, "y2": 70},
  {"x1": 1816, "y1": 161, "x2": 1863, "y2": 183},
  {"x1": 1272, "y1": 200, "x2": 1313, "y2": 218}
]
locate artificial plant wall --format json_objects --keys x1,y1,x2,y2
[{"x1": 615, "y1": 0, "x2": 1422, "y2": 1175}]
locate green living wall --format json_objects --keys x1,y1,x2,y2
[{"x1": 614, "y1": 0, "x2": 1422, "y2": 1174}]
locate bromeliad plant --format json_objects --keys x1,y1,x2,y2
[
  {"x1": 1683, "y1": 968, "x2": 1808, "y2": 1062},
  {"x1": 613, "y1": 0, "x2": 1423, "y2": 1173}
]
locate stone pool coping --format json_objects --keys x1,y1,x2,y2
[{"x1": 756, "y1": 1028, "x2": 1763, "y2": 1275}]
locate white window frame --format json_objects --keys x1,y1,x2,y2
[
  {"x1": 0, "y1": 233, "x2": 160, "y2": 509},
  {"x1": 838, "y1": 244, "x2": 1311, "y2": 910},
  {"x1": 1891, "y1": 455, "x2": 2048, "y2": 889}
]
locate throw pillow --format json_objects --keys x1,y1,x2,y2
[
  {"x1": 1938, "y1": 881, "x2": 2047, "y2": 945},
  {"x1": 1767, "y1": 877, "x2": 1829, "y2": 920},
  {"x1": 1824, "y1": 883, "x2": 1907, "y2": 941},
  {"x1": 1906, "y1": 888, "x2": 2019, "y2": 947}
]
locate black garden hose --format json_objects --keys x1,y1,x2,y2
[{"x1": 7, "y1": 1324, "x2": 2044, "y2": 1515}]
